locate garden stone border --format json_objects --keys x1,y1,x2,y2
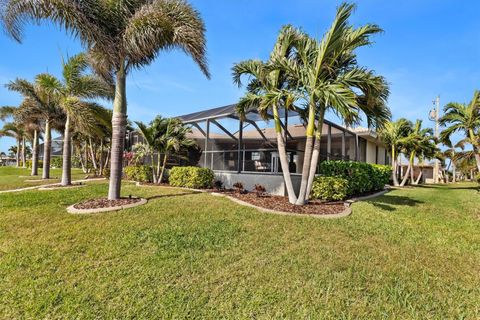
[
  {"x1": 38, "y1": 184, "x2": 87, "y2": 191},
  {"x1": 0, "y1": 178, "x2": 106, "y2": 194},
  {"x1": 344, "y1": 188, "x2": 390, "y2": 205},
  {"x1": 67, "y1": 198, "x2": 148, "y2": 214},
  {"x1": 211, "y1": 192, "x2": 352, "y2": 219}
]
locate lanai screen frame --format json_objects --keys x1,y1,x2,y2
[{"x1": 179, "y1": 104, "x2": 364, "y2": 174}]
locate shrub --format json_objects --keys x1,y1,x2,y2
[
  {"x1": 233, "y1": 182, "x2": 244, "y2": 193},
  {"x1": 102, "y1": 167, "x2": 110, "y2": 178},
  {"x1": 254, "y1": 184, "x2": 266, "y2": 197},
  {"x1": 26, "y1": 160, "x2": 43, "y2": 169},
  {"x1": 214, "y1": 180, "x2": 223, "y2": 190},
  {"x1": 169, "y1": 166, "x2": 214, "y2": 189},
  {"x1": 124, "y1": 165, "x2": 153, "y2": 183},
  {"x1": 311, "y1": 176, "x2": 349, "y2": 201},
  {"x1": 50, "y1": 157, "x2": 63, "y2": 168},
  {"x1": 318, "y1": 160, "x2": 391, "y2": 196}
]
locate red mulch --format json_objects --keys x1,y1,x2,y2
[
  {"x1": 224, "y1": 191, "x2": 346, "y2": 215},
  {"x1": 73, "y1": 197, "x2": 142, "y2": 210}
]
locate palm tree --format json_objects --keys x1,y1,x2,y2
[
  {"x1": 232, "y1": 25, "x2": 300, "y2": 204},
  {"x1": 439, "y1": 90, "x2": 480, "y2": 172},
  {"x1": 136, "y1": 116, "x2": 195, "y2": 184},
  {"x1": 1, "y1": 0, "x2": 210, "y2": 199},
  {"x1": 379, "y1": 118, "x2": 412, "y2": 186},
  {"x1": 55, "y1": 53, "x2": 113, "y2": 185},
  {"x1": 398, "y1": 120, "x2": 435, "y2": 186},
  {"x1": 6, "y1": 76, "x2": 65, "y2": 179},
  {"x1": 0, "y1": 122, "x2": 23, "y2": 167},
  {"x1": 276, "y1": 3, "x2": 390, "y2": 204}
]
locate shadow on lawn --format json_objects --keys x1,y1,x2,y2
[
  {"x1": 146, "y1": 191, "x2": 201, "y2": 201},
  {"x1": 366, "y1": 194, "x2": 424, "y2": 212}
]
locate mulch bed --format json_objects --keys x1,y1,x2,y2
[
  {"x1": 224, "y1": 191, "x2": 346, "y2": 215},
  {"x1": 73, "y1": 197, "x2": 142, "y2": 210}
]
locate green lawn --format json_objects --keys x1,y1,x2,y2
[
  {"x1": 0, "y1": 167, "x2": 87, "y2": 191},
  {"x1": 0, "y1": 172, "x2": 479, "y2": 318}
]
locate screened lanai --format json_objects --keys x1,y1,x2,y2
[{"x1": 178, "y1": 104, "x2": 368, "y2": 175}]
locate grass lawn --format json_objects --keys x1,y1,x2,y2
[
  {"x1": 0, "y1": 176, "x2": 479, "y2": 318},
  {"x1": 0, "y1": 167, "x2": 88, "y2": 191}
]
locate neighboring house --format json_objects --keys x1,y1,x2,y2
[
  {"x1": 38, "y1": 136, "x2": 65, "y2": 160},
  {"x1": 176, "y1": 104, "x2": 390, "y2": 195}
]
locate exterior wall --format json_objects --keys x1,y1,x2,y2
[
  {"x1": 366, "y1": 141, "x2": 377, "y2": 164},
  {"x1": 377, "y1": 146, "x2": 386, "y2": 165},
  {"x1": 214, "y1": 172, "x2": 302, "y2": 196}
]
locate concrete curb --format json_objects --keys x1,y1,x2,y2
[
  {"x1": 67, "y1": 198, "x2": 148, "y2": 214},
  {"x1": 0, "y1": 178, "x2": 106, "y2": 194},
  {"x1": 211, "y1": 192, "x2": 352, "y2": 219}
]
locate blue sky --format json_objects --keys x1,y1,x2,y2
[{"x1": 1, "y1": 0, "x2": 479, "y2": 152}]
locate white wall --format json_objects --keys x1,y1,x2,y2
[
  {"x1": 214, "y1": 172, "x2": 302, "y2": 196},
  {"x1": 366, "y1": 141, "x2": 377, "y2": 164}
]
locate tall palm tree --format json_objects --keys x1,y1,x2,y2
[
  {"x1": 56, "y1": 53, "x2": 113, "y2": 186},
  {"x1": 439, "y1": 90, "x2": 480, "y2": 172},
  {"x1": 6, "y1": 76, "x2": 65, "y2": 179},
  {"x1": 379, "y1": 118, "x2": 412, "y2": 186},
  {"x1": 1, "y1": 0, "x2": 210, "y2": 199},
  {"x1": 233, "y1": 25, "x2": 300, "y2": 204},
  {"x1": 276, "y1": 3, "x2": 390, "y2": 204}
]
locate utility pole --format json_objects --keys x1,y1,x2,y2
[{"x1": 430, "y1": 96, "x2": 440, "y2": 183}]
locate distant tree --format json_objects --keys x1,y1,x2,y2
[{"x1": 439, "y1": 90, "x2": 480, "y2": 172}]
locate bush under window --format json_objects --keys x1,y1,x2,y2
[{"x1": 169, "y1": 166, "x2": 214, "y2": 189}]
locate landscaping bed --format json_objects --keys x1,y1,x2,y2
[
  {"x1": 221, "y1": 191, "x2": 346, "y2": 215},
  {"x1": 73, "y1": 197, "x2": 143, "y2": 210}
]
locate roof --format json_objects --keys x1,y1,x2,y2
[{"x1": 178, "y1": 103, "x2": 296, "y2": 123}]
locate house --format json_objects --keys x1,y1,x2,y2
[{"x1": 175, "y1": 104, "x2": 390, "y2": 195}]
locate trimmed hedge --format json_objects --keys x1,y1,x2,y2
[
  {"x1": 311, "y1": 176, "x2": 349, "y2": 201},
  {"x1": 124, "y1": 165, "x2": 153, "y2": 183},
  {"x1": 317, "y1": 160, "x2": 391, "y2": 196},
  {"x1": 169, "y1": 166, "x2": 214, "y2": 189}
]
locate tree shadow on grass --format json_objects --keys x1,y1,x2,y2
[
  {"x1": 146, "y1": 191, "x2": 201, "y2": 201},
  {"x1": 365, "y1": 194, "x2": 424, "y2": 212}
]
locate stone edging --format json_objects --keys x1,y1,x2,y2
[
  {"x1": 38, "y1": 184, "x2": 87, "y2": 191},
  {"x1": 344, "y1": 189, "x2": 390, "y2": 205},
  {"x1": 211, "y1": 192, "x2": 352, "y2": 219},
  {"x1": 0, "y1": 178, "x2": 106, "y2": 194},
  {"x1": 66, "y1": 198, "x2": 148, "y2": 214}
]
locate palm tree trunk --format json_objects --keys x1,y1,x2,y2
[
  {"x1": 306, "y1": 112, "x2": 325, "y2": 200},
  {"x1": 89, "y1": 137, "x2": 98, "y2": 172},
  {"x1": 108, "y1": 64, "x2": 128, "y2": 200},
  {"x1": 99, "y1": 140, "x2": 104, "y2": 174},
  {"x1": 21, "y1": 136, "x2": 26, "y2": 168},
  {"x1": 391, "y1": 147, "x2": 399, "y2": 186},
  {"x1": 400, "y1": 162, "x2": 411, "y2": 186},
  {"x1": 158, "y1": 153, "x2": 168, "y2": 184},
  {"x1": 273, "y1": 106, "x2": 297, "y2": 204},
  {"x1": 105, "y1": 147, "x2": 111, "y2": 169},
  {"x1": 42, "y1": 119, "x2": 51, "y2": 179},
  {"x1": 31, "y1": 129, "x2": 39, "y2": 176},
  {"x1": 415, "y1": 169, "x2": 423, "y2": 184},
  {"x1": 61, "y1": 114, "x2": 72, "y2": 186},
  {"x1": 452, "y1": 162, "x2": 456, "y2": 183},
  {"x1": 15, "y1": 138, "x2": 20, "y2": 167},
  {"x1": 409, "y1": 152, "x2": 415, "y2": 185},
  {"x1": 295, "y1": 103, "x2": 316, "y2": 205}
]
